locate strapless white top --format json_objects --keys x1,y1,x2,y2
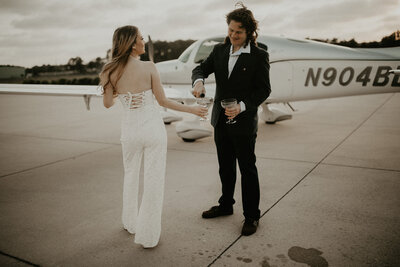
[{"x1": 117, "y1": 89, "x2": 164, "y2": 142}]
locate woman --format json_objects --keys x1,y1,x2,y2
[{"x1": 100, "y1": 25, "x2": 207, "y2": 248}]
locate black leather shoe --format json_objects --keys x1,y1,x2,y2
[
  {"x1": 202, "y1": 206, "x2": 233, "y2": 218},
  {"x1": 241, "y1": 218, "x2": 259, "y2": 236}
]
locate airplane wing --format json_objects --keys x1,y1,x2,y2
[
  {"x1": 163, "y1": 83, "x2": 215, "y2": 104},
  {"x1": 0, "y1": 82, "x2": 212, "y2": 141},
  {"x1": 0, "y1": 83, "x2": 102, "y2": 110},
  {"x1": 0, "y1": 83, "x2": 200, "y2": 109},
  {"x1": 0, "y1": 83, "x2": 101, "y2": 96},
  {"x1": 163, "y1": 86, "x2": 194, "y2": 102},
  {"x1": 0, "y1": 83, "x2": 203, "y2": 100}
]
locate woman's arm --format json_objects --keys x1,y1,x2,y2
[
  {"x1": 100, "y1": 70, "x2": 117, "y2": 108},
  {"x1": 103, "y1": 86, "x2": 117, "y2": 108},
  {"x1": 150, "y1": 62, "x2": 208, "y2": 117}
]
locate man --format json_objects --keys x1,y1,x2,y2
[{"x1": 191, "y1": 4, "x2": 271, "y2": 236}]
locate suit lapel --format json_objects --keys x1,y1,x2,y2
[{"x1": 222, "y1": 46, "x2": 230, "y2": 81}]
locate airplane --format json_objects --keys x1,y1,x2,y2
[
  {"x1": 1, "y1": 35, "x2": 399, "y2": 142},
  {"x1": 156, "y1": 35, "x2": 400, "y2": 140}
]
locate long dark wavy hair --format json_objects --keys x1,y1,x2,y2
[
  {"x1": 99, "y1": 25, "x2": 138, "y2": 94},
  {"x1": 224, "y1": 2, "x2": 259, "y2": 47}
]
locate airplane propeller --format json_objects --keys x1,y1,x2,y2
[{"x1": 148, "y1": 35, "x2": 154, "y2": 62}]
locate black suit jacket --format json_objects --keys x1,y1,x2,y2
[{"x1": 192, "y1": 42, "x2": 271, "y2": 134}]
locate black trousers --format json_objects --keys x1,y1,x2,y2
[{"x1": 214, "y1": 118, "x2": 261, "y2": 220}]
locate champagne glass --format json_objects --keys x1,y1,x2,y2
[
  {"x1": 221, "y1": 98, "x2": 237, "y2": 124},
  {"x1": 196, "y1": 97, "x2": 212, "y2": 121}
]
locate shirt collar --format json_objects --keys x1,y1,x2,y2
[{"x1": 230, "y1": 43, "x2": 251, "y2": 56}]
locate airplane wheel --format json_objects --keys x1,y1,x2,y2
[
  {"x1": 164, "y1": 122, "x2": 171, "y2": 125},
  {"x1": 182, "y1": 138, "x2": 196, "y2": 142}
]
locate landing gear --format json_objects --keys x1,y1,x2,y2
[
  {"x1": 161, "y1": 109, "x2": 182, "y2": 124},
  {"x1": 175, "y1": 120, "x2": 212, "y2": 142},
  {"x1": 260, "y1": 103, "x2": 293, "y2": 124}
]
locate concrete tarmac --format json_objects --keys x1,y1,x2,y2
[{"x1": 0, "y1": 93, "x2": 399, "y2": 266}]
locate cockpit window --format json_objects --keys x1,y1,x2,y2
[
  {"x1": 178, "y1": 42, "x2": 197, "y2": 63},
  {"x1": 194, "y1": 38, "x2": 224, "y2": 63}
]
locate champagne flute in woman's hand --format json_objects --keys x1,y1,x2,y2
[{"x1": 196, "y1": 97, "x2": 212, "y2": 121}]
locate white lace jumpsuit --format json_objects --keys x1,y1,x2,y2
[{"x1": 118, "y1": 89, "x2": 167, "y2": 248}]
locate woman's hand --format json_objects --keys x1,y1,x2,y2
[{"x1": 191, "y1": 105, "x2": 208, "y2": 119}]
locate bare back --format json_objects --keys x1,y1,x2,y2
[
  {"x1": 116, "y1": 57, "x2": 152, "y2": 95},
  {"x1": 103, "y1": 56, "x2": 197, "y2": 117}
]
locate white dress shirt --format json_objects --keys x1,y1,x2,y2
[{"x1": 228, "y1": 43, "x2": 250, "y2": 78}]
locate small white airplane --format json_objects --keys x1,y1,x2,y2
[
  {"x1": 1, "y1": 35, "x2": 399, "y2": 142},
  {"x1": 156, "y1": 35, "x2": 400, "y2": 140}
]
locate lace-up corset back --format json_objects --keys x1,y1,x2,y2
[
  {"x1": 118, "y1": 89, "x2": 163, "y2": 143},
  {"x1": 118, "y1": 89, "x2": 153, "y2": 110}
]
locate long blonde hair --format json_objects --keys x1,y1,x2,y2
[{"x1": 99, "y1": 25, "x2": 139, "y2": 94}]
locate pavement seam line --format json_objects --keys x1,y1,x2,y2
[
  {"x1": 0, "y1": 145, "x2": 115, "y2": 179},
  {"x1": 3, "y1": 133, "x2": 120, "y2": 146},
  {"x1": 261, "y1": 92, "x2": 396, "y2": 217},
  {"x1": 0, "y1": 250, "x2": 40, "y2": 267},
  {"x1": 311, "y1": 93, "x2": 395, "y2": 169},
  {"x1": 261, "y1": 93, "x2": 396, "y2": 220},
  {"x1": 207, "y1": 235, "x2": 242, "y2": 267},
  {"x1": 320, "y1": 162, "x2": 400, "y2": 173},
  {"x1": 208, "y1": 93, "x2": 395, "y2": 266}
]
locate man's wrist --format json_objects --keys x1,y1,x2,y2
[{"x1": 193, "y1": 79, "x2": 204, "y2": 87}]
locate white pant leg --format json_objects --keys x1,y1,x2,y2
[
  {"x1": 134, "y1": 135, "x2": 167, "y2": 248},
  {"x1": 121, "y1": 140, "x2": 143, "y2": 234}
]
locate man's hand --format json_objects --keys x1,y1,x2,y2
[
  {"x1": 225, "y1": 104, "x2": 241, "y2": 120},
  {"x1": 192, "y1": 81, "x2": 206, "y2": 98}
]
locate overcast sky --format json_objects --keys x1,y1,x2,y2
[{"x1": 1, "y1": 0, "x2": 399, "y2": 68}]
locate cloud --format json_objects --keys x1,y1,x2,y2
[
  {"x1": 260, "y1": 0, "x2": 400, "y2": 41},
  {"x1": 1, "y1": 0, "x2": 399, "y2": 67},
  {"x1": 8, "y1": 0, "x2": 140, "y2": 30},
  {"x1": 11, "y1": 13, "x2": 95, "y2": 30},
  {"x1": 291, "y1": 0, "x2": 398, "y2": 28},
  {"x1": 0, "y1": 0, "x2": 46, "y2": 15},
  {"x1": 282, "y1": 0, "x2": 398, "y2": 30}
]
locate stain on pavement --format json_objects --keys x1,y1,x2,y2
[{"x1": 288, "y1": 246, "x2": 328, "y2": 267}]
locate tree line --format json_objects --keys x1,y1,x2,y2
[
  {"x1": 24, "y1": 39, "x2": 195, "y2": 77},
  {"x1": 25, "y1": 56, "x2": 104, "y2": 77},
  {"x1": 309, "y1": 31, "x2": 400, "y2": 48},
  {"x1": 22, "y1": 77, "x2": 100, "y2": 85},
  {"x1": 143, "y1": 39, "x2": 195, "y2": 62}
]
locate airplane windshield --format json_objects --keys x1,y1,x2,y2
[
  {"x1": 178, "y1": 42, "x2": 197, "y2": 63},
  {"x1": 194, "y1": 38, "x2": 224, "y2": 63}
]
